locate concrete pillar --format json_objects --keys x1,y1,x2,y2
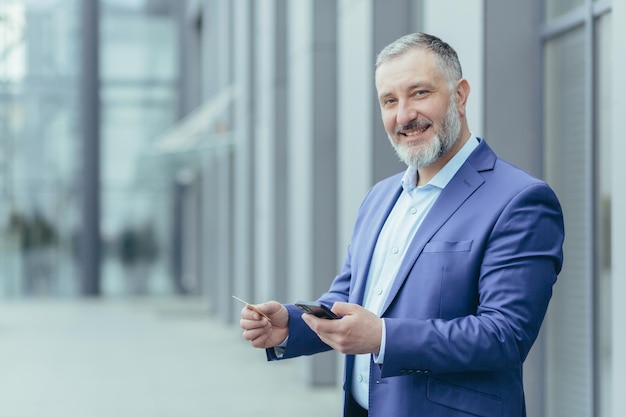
[
  {"x1": 231, "y1": 0, "x2": 256, "y2": 318},
  {"x1": 79, "y1": 0, "x2": 101, "y2": 296},
  {"x1": 337, "y1": 0, "x2": 414, "y2": 281},
  {"x1": 287, "y1": 0, "x2": 338, "y2": 386},
  {"x1": 254, "y1": 0, "x2": 289, "y2": 303},
  {"x1": 200, "y1": 0, "x2": 235, "y2": 321},
  {"x1": 203, "y1": 152, "x2": 219, "y2": 314},
  {"x1": 214, "y1": 145, "x2": 234, "y2": 322},
  {"x1": 176, "y1": 0, "x2": 202, "y2": 117},
  {"x1": 201, "y1": 0, "x2": 232, "y2": 99},
  {"x1": 337, "y1": 0, "x2": 373, "y2": 258}
]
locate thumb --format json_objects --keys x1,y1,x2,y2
[
  {"x1": 258, "y1": 300, "x2": 284, "y2": 315},
  {"x1": 331, "y1": 301, "x2": 360, "y2": 316}
]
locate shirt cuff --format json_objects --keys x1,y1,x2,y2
[
  {"x1": 272, "y1": 336, "x2": 289, "y2": 358},
  {"x1": 372, "y1": 319, "x2": 386, "y2": 364}
]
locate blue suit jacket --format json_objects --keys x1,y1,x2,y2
[{"x1": 270, "y1": 139, "x2": 564, "y2": 417}]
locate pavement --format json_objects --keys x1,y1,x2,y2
[{"x1": 0, "y1": 296, "x2": 343, "y2": 417}]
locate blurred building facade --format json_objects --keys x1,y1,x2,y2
[
  {"x1": 0, "y1": 0, "x2": 625, "y2": 416},
  {"x1": 0, "y1": 0, "x2": 179, "y2": 296}
]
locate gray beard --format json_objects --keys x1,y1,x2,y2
[{"x1": 389, "y1": 97, "x2": 462, "y2": 169}]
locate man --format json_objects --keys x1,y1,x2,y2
[{"x1": 239, "y1": 32, "x2": 564, "y2": 417}]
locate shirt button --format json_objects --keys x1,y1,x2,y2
[
  {"x1": 392, "y1": 247, "x2": 399, "y2": 254},
  {"x1": 377, "y1": 288, "x2": 383, "y2": 295},
  {"x1": 410, "y1": 207, "x2": 417, "y2": 214},
  {"x1": 357, "y1": 375, "x2": 363, "y2": 382}
]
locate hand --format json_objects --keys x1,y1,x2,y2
[
  {"x1": 239, "y1": 301, "x2": 289, "y2": 349},
  {"x1": 301, "y1": 302, "x2": 382, "y2": 355}
]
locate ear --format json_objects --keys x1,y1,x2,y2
[{"x1": 455, "y1": 78, "x2": 470, "y2": 117}]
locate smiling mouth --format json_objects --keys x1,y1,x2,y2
[{"x1": 400, "y1": 124, "x2": 431, "y2": 137}]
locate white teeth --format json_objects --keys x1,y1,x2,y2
[{"x1": 404, "y1": 126, "x2": 428, "y2": 136}]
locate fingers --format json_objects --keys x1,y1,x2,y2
[
  {"x1": 240, "y1": 305, "x2": 270, "y2": 323},
  {"x1": 242, "y1": 325, "x2": 268, "y2": 342},
  {"x1": 240, "y1": 314, "x2": 272, "y2": 347},
  {"x1": 301, "y1": 302, "x2": 382, "y2": 355},
  {"x1": 238, "y1": 301, "x2": 288, "y2": 328},
  {"x1": 301, "y1": 311, "x2": 337, "y2": 334},
  {"x1": 301, "y1": 313, "x2": 345, "y2": 351}
]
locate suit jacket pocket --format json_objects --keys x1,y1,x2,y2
[
  {"x1": 427, "y1": 378, "x2": 502, "y2": 417},
  {"x1": 423, "y1": 240, "x2": 473, "y2": 253}
]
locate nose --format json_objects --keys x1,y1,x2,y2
[{"x1": 396, "y1": 100, "x2": 417, "y2": 127}]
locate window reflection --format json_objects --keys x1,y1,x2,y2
[
  {"x1": 545, "y1": 0, "x2": 586, "y2": 21},
  {"x1": 0, "y1": 0, "x2": 81, "y2": 297},
  {"x1": 0, "y1": 0, "x2": 180, "y2": 298},
  {"x1": 543, "y1": 27, "x2": 593, "y2": 417},
  {"x1": 595, "y1": 12, "x2": 612, "y2": 417},
  {"x1": 100, "y1": 0, "x2": 179, "y2": 295}
]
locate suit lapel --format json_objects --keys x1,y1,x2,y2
[{"x1": 379, "y1": 140, "x2": 495, "y2": 316}]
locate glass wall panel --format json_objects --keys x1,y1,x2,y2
[
  {"x1": 100, "y1": 0, "x2": 179, "y2": 295},
  {"x1": 543, "y1": 26, "x2": 592, "y2": 417},
  {"x1": 595, "y1": 12, "x2": 612, "y2": 417},
  {"x1": 546, "y1": 0, "x2": 586, "y2": 20},
  {"x1": 0, "y1": 0, "x2": 81, "y2": 298}
]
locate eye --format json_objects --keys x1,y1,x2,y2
[{"x1": 382, "y1": 97, "x2": 396, "y2": 106}]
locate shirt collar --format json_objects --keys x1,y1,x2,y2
[{"x1": 401, "y1": 134, "x2": 480, "y2": 192}]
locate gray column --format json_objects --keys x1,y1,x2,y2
[
  {"x1": 215, "y1": 145, "x2": 235, "y2": 322},
  {"x1": 176, "y1": 0, "x2": 202, "y2": 117},
  {"x1": 202, "y1": 0, "x2": 232, "y2": 98},
  {"x1": 200, "y1": 143, "x2": 234, "y2": 323},
  {"x1": 287, "y1": 0, "x2": 339, "y2": 386},
  {"x1": 253, "y1": 0, "x2": 289, "y2": 303},
  {"x1": 79, "y1": 0, "x2": 100, "y2": 296},
  {"x1": 202, "y1": 153, "x2": 219, "y2": 314},
  {"x1": 200, "y1": 0, "x2": 235, "y2": 321},
  {"x1": 231, "y1": 0, "x2": 256, "y2": 317},
  {"x1": 337, "y1": 0, "x2": 411, "y2": 275}
]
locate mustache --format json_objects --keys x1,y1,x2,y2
[{"x1": 395, "y1": 119, "x2": 432, "y2": 134}]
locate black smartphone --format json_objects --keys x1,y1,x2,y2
[{"x1": 295, "y1": 301, "x2": 340, "y2": 319}]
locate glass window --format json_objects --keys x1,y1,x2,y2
[
  {"x1": 100, "y1": 0, "x2": 179, "y2": 295},
  {"x1": 595, "y1": 11, "x2": 612, "y2": 417},
  {"x1": 0, "y1": 0, "x2": 81, "y2": 297},
  {"x1": 543, "y1": 26, "x2": 593, "y2": 417},
  {"x1": 545, "y1": 0, "x2": 585, "y2": 20}
]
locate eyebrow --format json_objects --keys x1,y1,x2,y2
[
  {"x1": 407, "y1": 81, "x2": 436, "y2": 91},
  {"x1": 378, "y1": 81, "x2": 436, "y2": 101}
]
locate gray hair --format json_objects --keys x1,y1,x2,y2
[{"x1": 375, "y1": 33, "x2": 463, "y2": 89}]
